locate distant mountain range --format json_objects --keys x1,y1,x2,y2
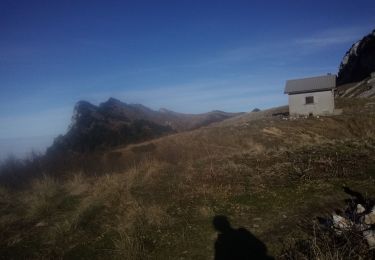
[
  {"x1": 337, "y1": 29, "x2": 375, "y2": 85},
  {"x1": 47, "y1": 98, "x2": 242, "y2": 153}
]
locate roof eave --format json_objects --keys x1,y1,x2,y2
[{"x1": 284, "y1": 87, "x2": 335, "y2": 95}]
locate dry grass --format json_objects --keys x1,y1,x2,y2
[
  {"x1": 280, "y1": 221, "x2": 375, "y2": 260},
  {"x1": 1, "y1": 98, "x2": 375, "y2": 258}
]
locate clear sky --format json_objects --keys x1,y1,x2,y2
[{"x1": 1, "y1": 0, "x2": 375, "y2": 159}]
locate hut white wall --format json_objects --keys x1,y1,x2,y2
[{"x1": 288, "y1": 90, "x2": 334, "y2": 116}]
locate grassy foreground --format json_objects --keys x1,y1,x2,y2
[{"x1": 1, "y1": 98, "x2": 375, "y2": 259}]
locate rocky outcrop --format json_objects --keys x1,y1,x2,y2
[
  {"x1": 337, "y1": 29, "x2": 375, "y2": 85},
  {"x1": 49, "y1": 100, "x2": 174, "y2": 153},
  {"x1": 47, "y1": 98, "x2": 242, "y2": 153}
]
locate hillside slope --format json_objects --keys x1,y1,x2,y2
[
  {"x1": 2, "y1": 98, "x2": 375, "y2": 259},
  {"x1": 109, "y1": 99, "x2": 375, "y2": 167},
  {"x1": 336, "y1": 76, "x2": 375, "y2": 98}
]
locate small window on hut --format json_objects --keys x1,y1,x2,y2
[{"x1": 305, "y1": 96, "x2": 314, "y2": 104}]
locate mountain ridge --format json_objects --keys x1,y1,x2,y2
[{"x1": 48, "y1": 98, "x2": 243, "y2": 153}]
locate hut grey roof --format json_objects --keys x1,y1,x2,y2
[{"x1": 284, "y1": 75, "x2": 336, "y2": 94}]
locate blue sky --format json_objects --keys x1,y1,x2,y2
[{"x1": 1, "y1": 0, "x2": 375, "y2": 158}]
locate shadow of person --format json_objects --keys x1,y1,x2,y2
[{"x1": 213, "y1": 215, "x2": 273, "y2": 260}]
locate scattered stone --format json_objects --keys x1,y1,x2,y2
[
  {"x1": 364, "y1": 208, "x2": 375, "y2": 225},
  {"x1": 356, "y1": 204, "x2": 366, "y2": 214},
  {"x1": 363, "y1": 230, "x2": 375, "y2": 249},
  {"x1": 35, "y1": 221, "x2": 47, "y2": 227},
  {"x1": 317, "y1": 187, "x2": 375, "y2": 249},
  {"x1": 332, "y1": 213, "x2": 352, "y2": 234}
]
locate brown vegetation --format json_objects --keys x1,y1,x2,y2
[{"x1": 1, "y1": 98, "x2": 375, "y2": 258}]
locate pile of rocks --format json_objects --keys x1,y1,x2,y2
[{"x1": 318, "y1": 187, "x2": 375, "y2": 249}]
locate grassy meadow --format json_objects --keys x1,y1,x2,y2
[{"x1": 1, "y1": 98, "x2": 375, "y2": 259}]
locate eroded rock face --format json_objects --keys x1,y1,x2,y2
[
  {"x1": 337, "y1": 29, "x2": 375, "y2": 85},
  {"x1": 48, "y1": 99, "x2": 175, "y2": 154}
]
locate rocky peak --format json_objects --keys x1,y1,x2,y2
[
  {"x1": 74, "y1": 100, "x2": 97, "y2": 114},
  {"x1": 337, "y1": 29, "x2": 375, "y2": 85},
  {"x1": 100, "y1": 97, "x2": 125, "y2": 108},
  {"x1": 70, "y1": 101, "x2": 98, "y2": 129}
]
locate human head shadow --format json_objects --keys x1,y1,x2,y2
[{"x1": 213, "y1": 215, "x2": 274, "y2": 260}]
